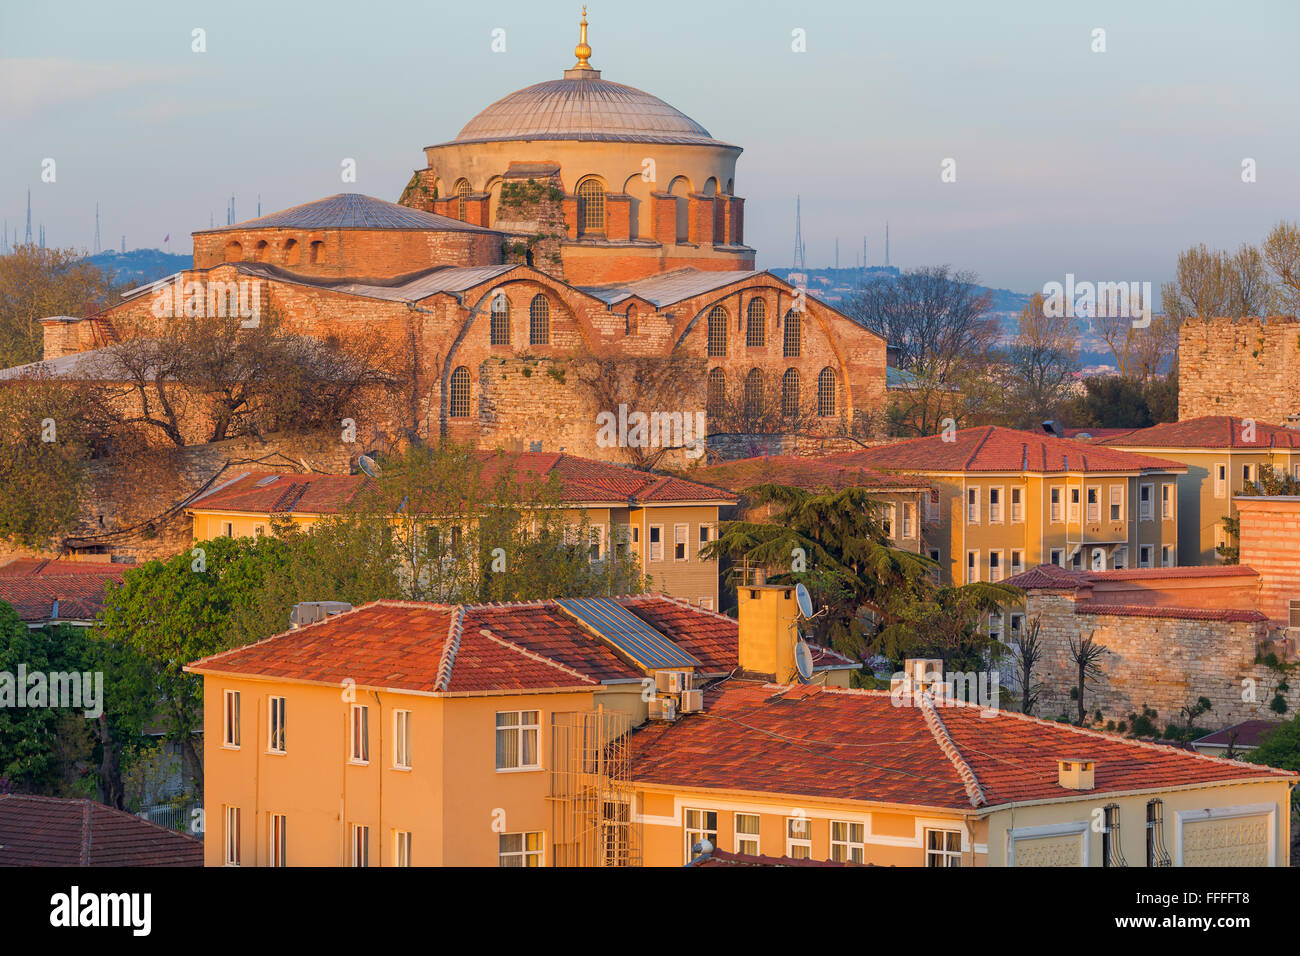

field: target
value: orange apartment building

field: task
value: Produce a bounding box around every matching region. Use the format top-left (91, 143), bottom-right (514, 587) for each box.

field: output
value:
top-left (824, 426), bottom-right (1186, 585)
top-left (186, 451), bottom-right (735, 610)
top-left (187, 584), bottom-right (1296, 867)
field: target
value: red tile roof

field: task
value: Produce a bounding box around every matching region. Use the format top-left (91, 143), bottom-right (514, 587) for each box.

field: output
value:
top-left (684, 455), bottom-right (928, 494)
top-left (0, 795), bottom-right (203, 866)
top-left (1193, 719), bottom-right (1284, 749)
top-left (188, 453), bottom-right (734, 516)
top-left (1075, 602), bottom-right (1268, 623)
top-left (1093, 416), bottom-right (1300, 450)
top-left (824, 426), bottom-right (1186, 474)
top-left (1001, 563), bottom-right (1088, 590)
top-left (0, 562), bottom-right (125, 624)
top-left (1004, 563), bottom-right (1260, 591)
top-left (0, 558), bottom-right (125, 578)
top-left (628, 681), bottom-right (1295, 810)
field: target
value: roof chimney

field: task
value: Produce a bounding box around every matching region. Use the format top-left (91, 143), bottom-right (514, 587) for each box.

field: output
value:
top-left (737, 585), bottom-right (799, 682)
top-left (1057, 758), bottom-right (1096, 790)
top-left (1041, 420), bottom-right (1064, 438)
top-left (891, 658), bottom-right (943, 696)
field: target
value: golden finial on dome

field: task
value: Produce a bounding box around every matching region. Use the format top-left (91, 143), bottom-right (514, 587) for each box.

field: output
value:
top-left (573, 6), bottom-right (593, 70)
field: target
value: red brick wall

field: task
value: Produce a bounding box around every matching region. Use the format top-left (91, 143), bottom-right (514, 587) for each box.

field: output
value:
top-left (1237, 498), bottom-right (1300, 624)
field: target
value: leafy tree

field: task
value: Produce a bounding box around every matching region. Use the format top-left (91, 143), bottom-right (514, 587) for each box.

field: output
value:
top-left (1247, 715), bottom-right (1300, 773)
top-left (1062, 375), bottom-right (1176, 429)
top-left (0, 244), bottom-right (115, 367)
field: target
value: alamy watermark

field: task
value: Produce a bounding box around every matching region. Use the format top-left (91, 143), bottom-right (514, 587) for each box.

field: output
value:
top-left (1041, 273), bottom-right (1152, 328)
top-left (151, 276), bottom-right (261, 327)
top-left (0, 664), bottom-right (103, 718)
top-left (595, 404), bottom-right (706, 459)
top-left (891, 668), bottom-right (1001, 718)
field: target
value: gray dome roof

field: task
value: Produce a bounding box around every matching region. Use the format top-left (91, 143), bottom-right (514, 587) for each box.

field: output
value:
top-left (448, 76), bottom-right (735, 148)
top-left (194, 193), bottom-right (497, 234)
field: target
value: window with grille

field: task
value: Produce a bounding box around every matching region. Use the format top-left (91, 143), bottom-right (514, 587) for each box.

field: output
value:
top-left (744, 368), bottom-right (764, 416)
top-left (817, 367), bottom-right (836, 416)
top-left (1145, 800), bottom-right (1171, 866)
top-left (455, 180), bottom-right (472, 220)
top-left (528, 294), bottom-right (550, 345)
top-left (746, 298), bottom-right (766, 346)
top-left (490, 295), bottom-right (510, 345)
top-left (707, 306), bottom-right (728, 356)
top-left (707, 368), bottom-right (726, 414)
top-left (782, 368), bottom-right (800, 418)
top-left (449, 367), bottom-right (470, 418)
top-left (783, 310), bottom-right (802, 357)
top-left (1102, 804), bottom-right (1127, 867)
top-left (576, 178), bottom-right (605, 233)
top-left (1289, 600), bottom-right (1300, 627)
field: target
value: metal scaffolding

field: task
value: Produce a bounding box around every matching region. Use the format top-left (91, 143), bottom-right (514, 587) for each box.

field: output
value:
top-left (549, 707), bottom-right (641, 867)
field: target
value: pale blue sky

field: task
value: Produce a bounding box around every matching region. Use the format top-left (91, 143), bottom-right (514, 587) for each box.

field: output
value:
top-left (2, 0), bottom-right (1296, 296)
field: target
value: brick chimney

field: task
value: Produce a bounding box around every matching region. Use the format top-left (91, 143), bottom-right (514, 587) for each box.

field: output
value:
top-left (737, 584), bottom-right (799, 682)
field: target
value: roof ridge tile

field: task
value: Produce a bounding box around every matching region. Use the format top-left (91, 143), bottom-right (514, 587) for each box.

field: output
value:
top-left (919, 695), bottom-right (987, 807)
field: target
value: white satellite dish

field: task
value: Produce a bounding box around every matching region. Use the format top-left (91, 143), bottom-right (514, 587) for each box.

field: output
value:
top-left (357, 454), bottom-right (381, 479)
top-left (794, 637), bottom-right (814, 683)
top-left (794, 582), bottom-right (814, 619)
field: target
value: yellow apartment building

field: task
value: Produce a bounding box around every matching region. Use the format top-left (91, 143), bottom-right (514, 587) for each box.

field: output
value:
top-left (685, 454), bottom-right (930, 554)
top-left (188, 584), bottom-right (1296, 867)
top-left (186, 451), bottom-right (735, 610)
top-left (825, 426), bottom-right (1186, 586)
top-left (1091, 416), bottom-right (1300, 565)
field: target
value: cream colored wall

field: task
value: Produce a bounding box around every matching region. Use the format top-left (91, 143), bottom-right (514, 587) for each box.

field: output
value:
top-left (983, 779), bottom-right (1293, 867)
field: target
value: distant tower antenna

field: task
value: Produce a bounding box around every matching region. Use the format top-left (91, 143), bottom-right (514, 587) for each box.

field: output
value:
top-left (792, 196), bottom-right (806, 272)
top-left (39, 224), bottom-right (45, 250)
top-left (257, 194), bottom-right (262, 217)
top-left (25, 190), bottom-right (32, 244)
top-left (94, 202), bottom-right (101, 254)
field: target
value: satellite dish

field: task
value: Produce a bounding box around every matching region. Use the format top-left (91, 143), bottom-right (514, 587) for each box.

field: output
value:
top-left (794, 582), bottom-right (814, 619)
top-left (794, 637), bottom-right (814, 683)
top-left (357, 454), bottom-right (381, 479)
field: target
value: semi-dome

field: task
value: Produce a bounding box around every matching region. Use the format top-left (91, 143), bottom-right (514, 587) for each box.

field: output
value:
top-left (445, 10), bottom-right (734, 149)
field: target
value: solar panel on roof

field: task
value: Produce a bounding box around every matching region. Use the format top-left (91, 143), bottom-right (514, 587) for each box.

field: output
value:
top-left (556, 598), bottom-right (699, 670)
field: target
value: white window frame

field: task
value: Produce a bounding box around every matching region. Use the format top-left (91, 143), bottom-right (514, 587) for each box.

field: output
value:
top-left (1010, 486), bottom-right (1023, 523)
top-left (734, 812), bottom-right (761, 856)
top-left (589, 524), bottom-right (605, 563)
top-left (499, 831), bottom-right (545, 867)
top-left (267, 695), bottom-right (286, 755)
top-left (882, 503), bottom-right (895, 538)
top-left (1010, 549), bottom-right (1023, 576)
top-left (1050, 548), bottom-right (1064, 567)
top-left (1108, 484), bottom-right (1124, 523)
top-left (988, 612), bottom-right (1004, 642)
top-left (394, 830), bottom-right (412, 867)
top-left (1069, 487), bottom-right (1081, 523)
top-left (1086, 486), bottom-right (1100, 523)
top-left (988, 486), bottom-right (1003, 524)
top-left (684, 808), bottom-right (718, 862)
top-left (673, 523), bottom-right (689, 561)
top-left (1162, 545), bottom-right (1174, 568)
top-left (1139, 544), bottom-right (1152, 568)
top-left (1009, 612), bottom-right (1023, 637)
top-left (698, 523), bottom-right (713, 554)
top-left (393, 709), bottom-right (412, 770)
top-left (966, 550), bottom-right (979, 584)
top-left (1050, 486), bottom-right (1063, 523)
top-left (648, 524), bottom-right (664, 562)
top-left (495, 710), bottom-right (541, 772)
top-left (966, 487), bottom-right (979, 524)
top-left (830, 820), bottom-right (865, 864)
top-left (225, 806), bottom-right (241, 866)
top-left (786, 816), bottom-right (812, 859)
top-left (351, 824), bottom-right (369, 867)
top-left (1161, 483), bottom-right (1173, 519)
top-left (1214, 463), bottom-right (1227, 498)
top-left (926, 488), bottom-right (940, 522)
top-left (901, 501), bottom-right (915, 538)
top-left (988, 549), bottom-right (1003, 582)
top-left (1139, 483), bottom-right (1154, 521)
top-left (270, 813), bottom-right (287, 867)
top-left (925, 827), bottom-right (963, 867)
top-left (699, 597), bottom-right (713, 610)
top-left (223, 690), bottom-right (240, 748)
top-left (350, 704), bottom-right (369, 764)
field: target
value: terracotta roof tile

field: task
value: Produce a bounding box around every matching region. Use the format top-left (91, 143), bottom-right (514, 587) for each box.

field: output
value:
top-left (1001, 563), bottom-right (1089, 590)
top-left (685, 455), bottom-right (929, 494)
top-left (0, 567), bottom-right (124, 623)
top-left (825, 426), bottom-right (1186, 474)
top-left (0, 795), bottom-right (202, 867)
top-left (1093, 416), bottom-right (1300, 450)
top-left (1075, 602), bottom-right (1268, 623)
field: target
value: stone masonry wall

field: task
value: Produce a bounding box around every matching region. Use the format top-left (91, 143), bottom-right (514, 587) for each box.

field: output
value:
top-left (1179, 315), bottom-right (1300, 422)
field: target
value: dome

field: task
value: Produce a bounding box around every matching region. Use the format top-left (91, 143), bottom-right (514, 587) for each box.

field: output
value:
top-left (451, 75), bottom-right (734, 148)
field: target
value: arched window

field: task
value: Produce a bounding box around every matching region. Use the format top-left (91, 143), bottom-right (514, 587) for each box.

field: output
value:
top-left (576, 178), bottom-right (606, 234)
top-left (254, 239), bottom-right (269, 262)
top-left (817, 367), bottom-right (837, 417)
top-left (782, 368), bottom-right (800, 418)
top-left (746, 298), bottom-right (766, 347)
top-left (455, 180), bottom-right (472, 220)
top-left (309, 240), bottom-right (324, 264)
top-left (707, 306), bottom-right (728, 357)
top-left (707, 368), bottom-right (726, 415)
top-left (529, 294), bottom-right (550, 345)
top-left (282, 238), bottom-right (299, 265)
top-left (490, 294), bottom-right (511, 346)
top-left (449, 367), bottom-right (471, 418)
top-left (744, 368), bottom-right (764, 417)
top-left (224, 241), bottom-right (243, 262)
top-left (783, 309), bottom-right (802, 357)
top-left (625, 304), bottom-right (638, 335)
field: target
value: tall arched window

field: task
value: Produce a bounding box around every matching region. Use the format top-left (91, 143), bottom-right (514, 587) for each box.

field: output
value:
top-left (224, 241), bottom-right (243, 262)
top-left (490, 294), bottom-right (511, 346)
top-left (707, 306), bottom-right (728, 357)
top-left (528, 294), bottom-right (550, 345)
top-left (707, 368), bottom-right (726, 415)
top-left (449, 367), bottom-right (471, 418)
top-left (576, 178), bottom-right (606, 234)
top-left (817, 367), bottom-right (837, 417)
top-left (746, 298), bottom-right (766, 347)
top-left (744, 368), bottom-right (764, 417)
top-left (309, 240), bottom-right (324, 264)
top-left (782, 368), bottom-right (800, 418)
top-left (783, 310), bottom-right (802, 357)
top-left (455, 180), bottom-right (472, 220)
top-left (282, 238), bottom-right (299, 265)
top-left (254, 240), bottom-right (269, 262)
top-left (625, 304), bottom-right (638, 335)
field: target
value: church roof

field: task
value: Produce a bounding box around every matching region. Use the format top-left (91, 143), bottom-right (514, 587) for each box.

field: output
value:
top-left (579, 269), bottom-right (767, 308)
top-left (444, 75), bottom-right (736, 148)
top-left (193, 193), bottom-right (498, 234)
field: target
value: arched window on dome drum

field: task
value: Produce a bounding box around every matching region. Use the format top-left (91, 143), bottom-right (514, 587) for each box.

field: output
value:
top-left (783, 310), bottom-right (802, 357)
top-left (224, 241), bottom-right (242, 262)
top-left (576, 178), bottom-right (606, 234)
top-left (707, 306), bottom-right (728, 357)
top-left (254, 240), bottom-right (269, 262)
top-left (282, 238), bottom-right (299, 266)
top-left (529, 294), bottom-right (550, 345)
top-left (818, 367), bottom-right (837, 417)
top-left (309, 240), bottom-right (324, 264)
top-left (744, 369), bottom-right (764, 417)
top-left (449, 367), bottom-right (471, 419)
top-left (782, 368), bottom-right (800, 419)
top-left (490, 294), bottom-right (511, 346)
top-left (746, 299), bottom-right (766, 347)
top-left (707, 368), bottom-right (726, 415)
top-left (455, 180), bottom-right (472, 221)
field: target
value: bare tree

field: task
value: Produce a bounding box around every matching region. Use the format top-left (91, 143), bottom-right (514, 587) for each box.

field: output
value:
top-left (574, 352), bottom-right (706, 468)
top-left (1001, 292), bottom-right (1082, 425)
top-left (1263, 220), bottom-right (1300, 316)
top-left (1067, 631), bottom-right (1109, 725)
top-left (1010, 615), bottom-right (1045, 716)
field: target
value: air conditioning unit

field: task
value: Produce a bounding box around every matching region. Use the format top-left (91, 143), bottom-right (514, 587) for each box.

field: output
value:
top-left (290, 601), bottom-right (353, 629)
top-left (655, 670), bottom-right (691, 694)
top-left (679, 689), bottom-right (704, 713)
top-left (648, 697), bottom-right (678, 721)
